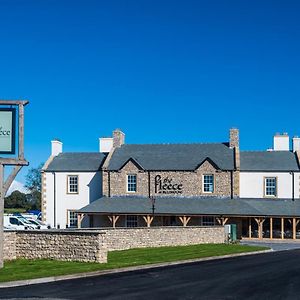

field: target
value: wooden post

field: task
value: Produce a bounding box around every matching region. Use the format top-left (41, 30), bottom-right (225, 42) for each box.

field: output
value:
top-left (0, 100), bottom-right (29, 269)
top-left (77, 214), bottom-right (84, 228)
top-left (108, 215), bottom-right (120, 228)
top-left (179, 216), bottom-right (191, 227)
top-left (249, 218), bottom-right (252, 238)
top-left (281, 218), bottom-right (284, 240)
top-left (254, 218), bottom-right (265, 239)
top-left (270, 218), bottom-right (273, 239)
top-left (0, 164), bottom-right (4, 268)
top-left (293, 218), bottom-right (296, 240)
top-left (142, 215), bottom-right (154, 227)
top-left (217, 217), bottom-right (229, 226)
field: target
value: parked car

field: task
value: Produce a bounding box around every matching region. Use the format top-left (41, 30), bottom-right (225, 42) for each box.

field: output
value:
top-left (26, 218), bottom-right (50, 229)
top-left (4, 215), bottom-right (35, 230)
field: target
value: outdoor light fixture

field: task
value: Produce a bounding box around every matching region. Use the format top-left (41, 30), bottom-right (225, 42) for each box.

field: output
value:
top-left (150, 196), bottom-right (156, 215)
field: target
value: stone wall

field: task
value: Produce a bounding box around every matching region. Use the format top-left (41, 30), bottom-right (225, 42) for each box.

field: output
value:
top-left (102, 226), bottom-right (225, 251)
top-left (107, 160), bottom-right (232, 197)
top-left (3, 227), bottom-right (225, 262)
top-left (4, 230), bottom-right (107, 263)
top-left (3, 231), bottom-right (17, 260)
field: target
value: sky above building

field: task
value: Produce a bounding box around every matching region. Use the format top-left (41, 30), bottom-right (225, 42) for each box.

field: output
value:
top-left (0, 0), bottom-right (300, 182)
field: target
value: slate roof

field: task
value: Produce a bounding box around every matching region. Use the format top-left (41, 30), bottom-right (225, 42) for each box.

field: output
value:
top-left (45, 153), bottom-right (107, 172)
top-left (79, 196), bottom-right (300, 217)
top-left (107, 143), bottom-right (235, 171)
top-left (240, 151), bottom-right (299, 171)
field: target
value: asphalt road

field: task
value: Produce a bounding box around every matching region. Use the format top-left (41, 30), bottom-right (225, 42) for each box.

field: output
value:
top-left (2, 250), bottom-right (300, 300)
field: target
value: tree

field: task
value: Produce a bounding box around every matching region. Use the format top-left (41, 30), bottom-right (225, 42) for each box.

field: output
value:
top-left (24, 163), bottom-right (44, 210)
top-left (4, 190), bottom-right (28, 209)
top-left (25, 163), bottom-right (43, 193)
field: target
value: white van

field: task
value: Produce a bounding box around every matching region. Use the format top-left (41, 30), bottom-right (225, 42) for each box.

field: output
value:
top-left (4, 215), bottom-right (35, 230)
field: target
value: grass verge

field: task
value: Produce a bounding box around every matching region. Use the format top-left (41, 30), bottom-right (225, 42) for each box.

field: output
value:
top-left (0, 244), bottom-right (269, 283)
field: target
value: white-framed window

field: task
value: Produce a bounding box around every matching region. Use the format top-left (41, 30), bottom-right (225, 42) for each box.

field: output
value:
top-left (126, 215), bottom-right (138, 227)
top-left (202, 216), bottom-right (216, 226)
top-left (67, 175), bottom-right (78, 194)
top-left (265, 177), bottom-right (277, 197)
top-left (127, 174), bottom-right (137, 192)
top-left (68, 211), bottom-right (78, 228)
top-left (203, 174), bottom-right (214, 193)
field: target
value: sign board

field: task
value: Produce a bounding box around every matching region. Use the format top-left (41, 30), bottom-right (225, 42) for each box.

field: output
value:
top-left (0, 108), bottom-right (16, 154)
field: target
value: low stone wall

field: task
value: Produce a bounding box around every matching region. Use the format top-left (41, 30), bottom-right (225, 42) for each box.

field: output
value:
top-left (4, 230), bottom-right (107, 263)
top-left (3, 226), bottom-right (224, 262)
top-left (3, 231), bottom-right (17, 260)
top-left (102, 226), bottom-right (225, 251)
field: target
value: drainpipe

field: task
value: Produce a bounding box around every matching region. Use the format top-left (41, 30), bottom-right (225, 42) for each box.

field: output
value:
top-left (230, 171), bottom-right (234, 199)
top-left (148, 171), bottom-right (151, 198)
top-left (52, 172), bottom-right (56, 227)
top-left (292, 172), bottom-right (295, 201)
top-left (108, 171), bottom-right (111, 197)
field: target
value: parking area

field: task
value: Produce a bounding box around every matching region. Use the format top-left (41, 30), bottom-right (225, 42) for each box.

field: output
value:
top-left (241, 240), bottom-right (300, 251)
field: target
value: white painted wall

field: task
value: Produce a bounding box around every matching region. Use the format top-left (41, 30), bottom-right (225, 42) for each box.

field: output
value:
top-left (273, 134), bottom-right (289, 151)
top-left (240, 172), bottom-right (300, 199)
top-left (44, 171), bottom-right (102, 229)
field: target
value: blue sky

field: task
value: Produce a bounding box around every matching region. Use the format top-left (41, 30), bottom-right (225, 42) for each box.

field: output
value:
top-left (1, 0), bottom-right (300, 182)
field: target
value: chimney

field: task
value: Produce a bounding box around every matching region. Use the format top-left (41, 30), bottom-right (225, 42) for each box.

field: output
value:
top-left (229, 128), bottom-right (240, 170)
top-left (229, 128), bottom-right (239, 149)
top-left (99, 137), bottom-right (113, 153)
top-left (273, 133), bottom-right (289, 151)
top-left (292, 136), bottom-right (300, 152)
top-left (113, 129), bottom-right (125, 148)
top-left (51, 139), bottom-right (62, 156)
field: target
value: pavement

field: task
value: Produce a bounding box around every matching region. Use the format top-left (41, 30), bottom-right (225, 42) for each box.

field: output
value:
top-left (241, 239), bottom-right (300, 251)
top-left (1, 249), bottom-right (300, 299)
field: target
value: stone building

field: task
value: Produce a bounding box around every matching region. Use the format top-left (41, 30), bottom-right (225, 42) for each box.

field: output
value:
top-left (42, 128), bottom-right (300, 240)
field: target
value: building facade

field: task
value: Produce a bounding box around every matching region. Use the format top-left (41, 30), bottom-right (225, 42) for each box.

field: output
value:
top-left (42, 129), bottom-right (300, 240)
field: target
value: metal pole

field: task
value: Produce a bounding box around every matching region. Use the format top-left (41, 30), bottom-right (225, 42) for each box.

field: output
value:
top-left (18, 104), bottom-right (24, 159)
top-left (0, 164), bottom-right (4, 268)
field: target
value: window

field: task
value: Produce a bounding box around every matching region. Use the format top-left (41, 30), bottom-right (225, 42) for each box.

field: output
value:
top-left (9, 217), bottom-right (19, 225)
top-left (67, 175), bottom-right (78, 194)
top-left (68, 211), bottom-right (78, 228)
top-left (265, 177), bottom-right (277, 197)
top-left (127, 174), bottom-right (137, 192)
top-left (202, 216), bottom-right (215, 226)
top-left (203, 174), bottom-right (214, 193)
top-left (126, 215), bottom-right (138, 227)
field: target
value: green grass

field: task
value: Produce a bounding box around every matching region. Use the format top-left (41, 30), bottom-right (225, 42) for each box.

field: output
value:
top-left (0, 244), bottom-right (268, 283)
top-left (4, 208), bottom-right (26, 214)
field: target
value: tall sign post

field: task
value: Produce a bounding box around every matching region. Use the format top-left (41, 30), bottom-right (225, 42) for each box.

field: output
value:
top-left (0, 100), bottom-right (29, 268)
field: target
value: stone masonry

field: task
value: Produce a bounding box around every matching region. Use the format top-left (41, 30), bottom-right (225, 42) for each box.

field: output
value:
top-left (102, 226), bottom-right (225, 251)
top-left (3, 230), bottom-right (107, 263)
top-left (105, 160), bottom-right (232, 197)
top-left (3, 226), bottom-right (225, 262)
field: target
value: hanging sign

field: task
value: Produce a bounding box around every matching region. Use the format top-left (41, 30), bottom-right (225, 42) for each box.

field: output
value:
top-left (0, 108), bottom-right (16, 154)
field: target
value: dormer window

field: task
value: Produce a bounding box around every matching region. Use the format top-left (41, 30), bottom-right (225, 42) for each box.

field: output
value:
top-left (264, 177), bottom-right (277, 197)
top-left (203, 174), bottom-right (214, 193)
top-left (127, 174), bottom-right (137, 192)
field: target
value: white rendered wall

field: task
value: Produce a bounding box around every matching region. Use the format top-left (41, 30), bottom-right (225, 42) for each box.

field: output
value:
top-left (99, 138), bottom-right (113, 153)
top-left (240, 172), bottom-right (300, 199)
top-left (273, 135), bottom-right (289, 151)
top-left (44, 171), bottom-right (102, 229)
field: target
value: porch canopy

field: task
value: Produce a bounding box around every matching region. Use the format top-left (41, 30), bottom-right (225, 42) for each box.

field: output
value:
top-left (79, 196), bottom-right (300, 217)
